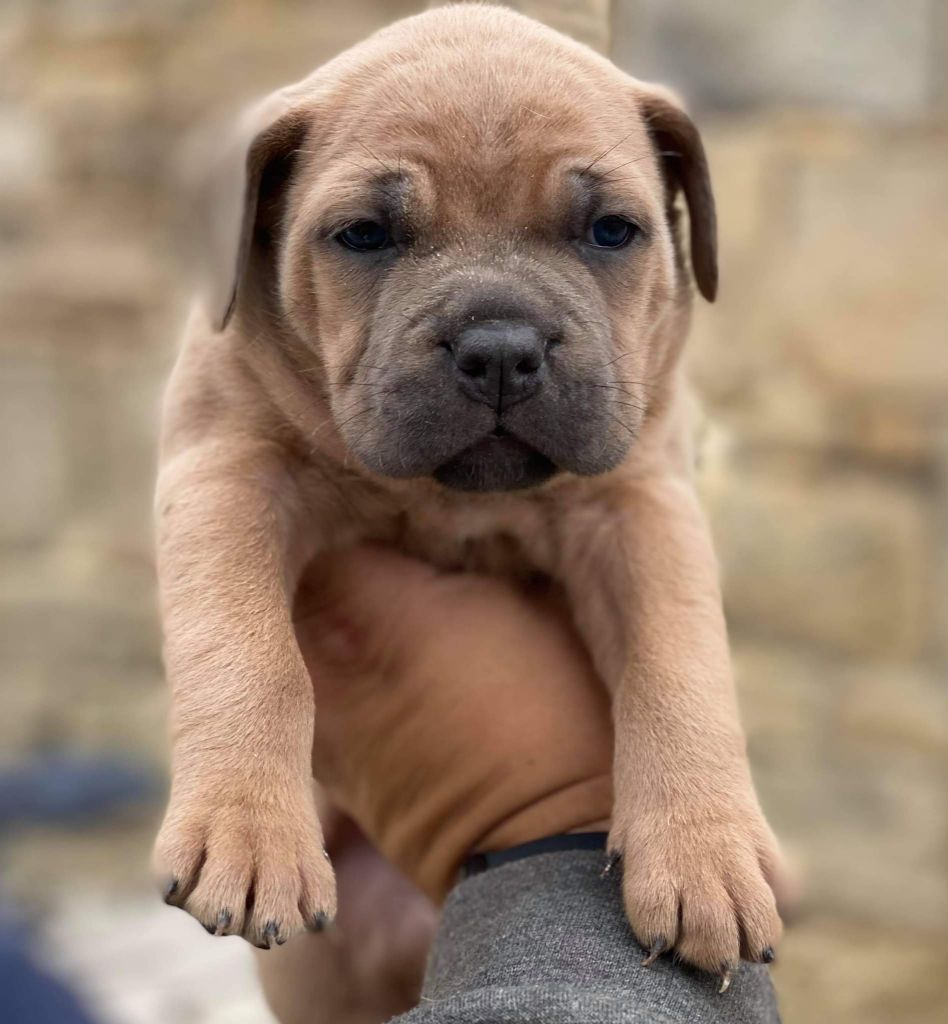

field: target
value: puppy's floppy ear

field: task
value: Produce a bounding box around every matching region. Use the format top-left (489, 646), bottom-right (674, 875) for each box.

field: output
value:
top-left (639, 88), bottom-right (717, 302)
top-left (189, 90), bottom-right (308, 331)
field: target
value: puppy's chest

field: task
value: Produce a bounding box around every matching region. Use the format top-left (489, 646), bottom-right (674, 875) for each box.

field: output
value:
top-left (304, 470), bottom-right (559, 580)
top-left (394, 501), bottom-right (557, 580)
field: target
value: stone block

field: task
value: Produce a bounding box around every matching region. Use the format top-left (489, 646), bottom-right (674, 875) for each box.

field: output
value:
top-left (0, 544), bottom-right (163, 761)
top-left (768, 130), bottom-right (948, 398)
top-left (735, 643), bottom-right (948, 933)
top-left (614, 0), bottom-right (938, 118)
top-left (689, 118), bottom-right (948, 467)
top-left (0, 346), bottom-right (68, 546)
top-left (702, 459), bottom-right (931, 659)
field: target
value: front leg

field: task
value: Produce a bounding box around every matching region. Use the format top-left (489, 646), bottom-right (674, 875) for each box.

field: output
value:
top-left (153, 439), bottom-right (336, 947)
top-left (569, 476), bottom-right (782, 981)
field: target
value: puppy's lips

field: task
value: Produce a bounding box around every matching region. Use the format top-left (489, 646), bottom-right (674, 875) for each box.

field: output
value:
top-left (433, 425), bottom-right (557, 492)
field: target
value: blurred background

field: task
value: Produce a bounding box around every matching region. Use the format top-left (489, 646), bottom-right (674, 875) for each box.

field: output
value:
top-left (1, 1), bottom-right (945, 1022)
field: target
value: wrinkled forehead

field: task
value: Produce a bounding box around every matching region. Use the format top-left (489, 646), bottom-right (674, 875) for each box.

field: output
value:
top-left (300, 52), bottom-right (661, 231)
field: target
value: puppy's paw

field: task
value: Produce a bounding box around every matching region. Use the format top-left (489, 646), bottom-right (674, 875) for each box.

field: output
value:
top-left (610, 808), bottom-right (782, 980)
top-left (154, 786), bottom-right (337, 948)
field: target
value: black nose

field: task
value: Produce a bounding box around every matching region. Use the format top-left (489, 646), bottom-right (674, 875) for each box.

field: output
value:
top-left (450, 321), bottom-right (546, 412)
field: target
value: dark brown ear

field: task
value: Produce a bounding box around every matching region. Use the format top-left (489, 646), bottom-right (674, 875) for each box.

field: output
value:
top-left (639, 90), bottom-right (718, 302)
top-left (188, 90), bottom-right (308, 330)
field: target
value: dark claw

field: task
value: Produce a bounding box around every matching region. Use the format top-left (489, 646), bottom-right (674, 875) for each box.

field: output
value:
top-left (203, 922), bottom-right (215, 935)
top-left (216, 909), bottom-right (233, 935)
top-left (601, 850), bottom-right (621, 879)
top-left (309, 911), bottom-right (332, 932)
top-left (162, 879), bottom-right (179, 904)
top-left (641, 937), bottom-right (668, 968)
top-left (263, 920), bottom-right (284, 947)
top-left (760, 947), bottom-right (775, 964)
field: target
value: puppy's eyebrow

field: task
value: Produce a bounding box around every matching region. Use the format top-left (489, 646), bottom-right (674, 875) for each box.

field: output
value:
top-left (369, 170), bottom-right (410, 216)
top-left (569, 170), bottom-right (605, 222)
top-left (565, 168), bottom-right (652, 235)
top-left (316, 171), bottom-right (411, 237)
top-left (575, 165), bottom-right (650, 207)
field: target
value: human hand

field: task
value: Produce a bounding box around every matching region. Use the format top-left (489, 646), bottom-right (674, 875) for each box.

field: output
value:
top-left (296, 543), bottom-right (614, 901)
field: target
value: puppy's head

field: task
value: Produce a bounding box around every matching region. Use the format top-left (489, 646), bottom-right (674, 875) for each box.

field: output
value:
top-left (199, 6), bottom-right (716, 492)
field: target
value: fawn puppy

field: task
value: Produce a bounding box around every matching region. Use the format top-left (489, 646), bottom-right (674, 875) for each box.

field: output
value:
top-left (154, 3), bottom-right (782, 982)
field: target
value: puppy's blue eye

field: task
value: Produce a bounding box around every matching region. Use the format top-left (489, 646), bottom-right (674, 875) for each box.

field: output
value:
top-left (337, 220), bottom-right (391, 252)
top-left (588, 215), bottom-right (637, 249)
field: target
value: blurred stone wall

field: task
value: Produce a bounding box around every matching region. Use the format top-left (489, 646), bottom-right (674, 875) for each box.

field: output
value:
top-left (0, 2), bottom-right (945, 1023)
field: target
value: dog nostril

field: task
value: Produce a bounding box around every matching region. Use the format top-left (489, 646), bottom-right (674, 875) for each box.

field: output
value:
top-left (515, 355), bottom-right (540, 376)
top-left (457, 353), bottom-right (488, 379)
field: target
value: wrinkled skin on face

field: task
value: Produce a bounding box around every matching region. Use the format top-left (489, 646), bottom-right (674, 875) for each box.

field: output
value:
top-left (276, 32), bottom-right (682, 493)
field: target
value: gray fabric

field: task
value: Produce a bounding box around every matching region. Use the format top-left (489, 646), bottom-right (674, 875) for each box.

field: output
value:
top-left (390, 850), bottom-right (780, 1024)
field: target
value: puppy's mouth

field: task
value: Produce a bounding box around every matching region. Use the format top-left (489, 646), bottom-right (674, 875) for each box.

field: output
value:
top-left (433, 425), bottom-right (557, 492)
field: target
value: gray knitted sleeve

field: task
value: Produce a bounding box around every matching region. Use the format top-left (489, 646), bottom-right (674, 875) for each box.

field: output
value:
top-left (389, 849), bottom-right (781, 1024)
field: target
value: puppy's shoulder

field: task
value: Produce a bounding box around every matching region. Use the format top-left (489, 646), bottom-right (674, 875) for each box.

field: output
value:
top-left (159, 306), bottom-right (284, 462)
